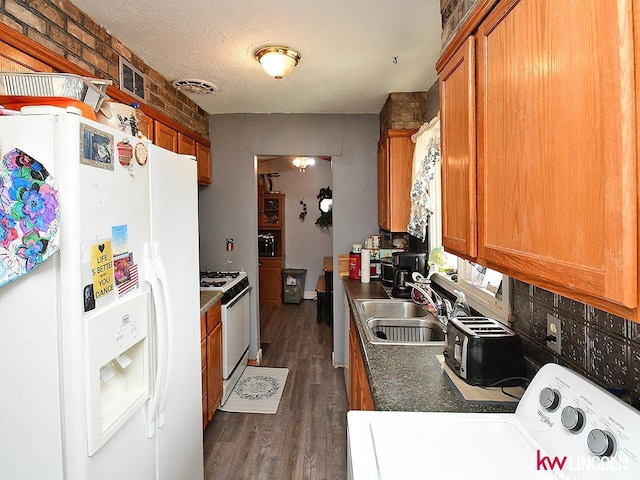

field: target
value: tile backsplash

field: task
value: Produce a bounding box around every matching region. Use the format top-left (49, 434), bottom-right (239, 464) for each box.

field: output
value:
top-left (511, 279), bottom-right (640, 408)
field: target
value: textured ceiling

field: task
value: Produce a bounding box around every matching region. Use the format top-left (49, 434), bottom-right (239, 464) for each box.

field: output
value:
top-left (69, 0), bottom-right (442, 114)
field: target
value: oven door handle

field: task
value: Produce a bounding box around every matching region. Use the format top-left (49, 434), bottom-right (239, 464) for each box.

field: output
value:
top-left (226, 286), bottom-right (251, 309)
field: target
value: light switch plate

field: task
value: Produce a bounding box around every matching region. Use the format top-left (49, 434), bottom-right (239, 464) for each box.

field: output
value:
top-left (546, 313), bottom-right (562, 354)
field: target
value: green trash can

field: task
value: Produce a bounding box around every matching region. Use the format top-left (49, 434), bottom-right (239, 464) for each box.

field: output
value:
top-left (282, 268), bottom-right (307, 304)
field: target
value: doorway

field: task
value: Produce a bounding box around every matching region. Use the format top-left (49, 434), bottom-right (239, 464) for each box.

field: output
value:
top-left (256, 155), bottom-right (333, 350)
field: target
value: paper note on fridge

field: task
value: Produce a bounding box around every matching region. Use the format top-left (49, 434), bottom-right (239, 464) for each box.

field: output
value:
top-left (90, 240), bottom-right (114, 299)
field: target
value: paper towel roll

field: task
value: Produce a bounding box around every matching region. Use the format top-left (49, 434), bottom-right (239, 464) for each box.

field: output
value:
top-left (361, 249), bottom-right (370, 283)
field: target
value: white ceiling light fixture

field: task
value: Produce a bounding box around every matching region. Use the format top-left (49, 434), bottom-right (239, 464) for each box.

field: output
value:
top-left (292, 156), bottom-right (315, 173)
top-left (255, 46), bottom-right (301, 80)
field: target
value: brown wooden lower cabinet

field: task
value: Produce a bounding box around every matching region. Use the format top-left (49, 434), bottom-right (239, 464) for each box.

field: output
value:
top-left (207, 320), bottom-right (223, 422)
top-left (200, 314), bottom-right (208, 428)
top-left (349, 315), bottom-right (374, 411)
top-left (201, 299), bottom-right (223, 429)
top-left (258, 257), bottom-right (283, 305)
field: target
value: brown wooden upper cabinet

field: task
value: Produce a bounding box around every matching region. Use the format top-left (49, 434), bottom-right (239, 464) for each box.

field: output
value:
top-left (162, 129), bottom-right (211, 186)
top-left (196, 142), bottom-right (211, 186)
top-left (439, 36), bottom-right (477, 261)
top-left (154, 121), bottom-right (178, 152)
top-left (437, 0), bottom-right (638, 319)
top-left (258, 194), bottom-right (285, 228)
top-left (377, 129), bottom-right (416, 232)
top-left (178, 132), bottom-right (196, 156)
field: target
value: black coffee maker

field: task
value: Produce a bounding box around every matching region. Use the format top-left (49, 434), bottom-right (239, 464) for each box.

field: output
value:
top-left (391, 252), bottom-right (427, 298)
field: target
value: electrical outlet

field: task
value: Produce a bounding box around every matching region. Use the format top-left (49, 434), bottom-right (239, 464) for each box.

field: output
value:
top-left (546, 313), bottom-right (561, 354)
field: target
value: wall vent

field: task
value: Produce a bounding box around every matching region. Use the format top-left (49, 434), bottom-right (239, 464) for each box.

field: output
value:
top-left (119, 57), bottom-right (146, 102)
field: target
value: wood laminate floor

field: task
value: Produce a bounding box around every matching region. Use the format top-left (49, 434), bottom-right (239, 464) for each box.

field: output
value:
top-left (203, 299), bottom-right (348, 480)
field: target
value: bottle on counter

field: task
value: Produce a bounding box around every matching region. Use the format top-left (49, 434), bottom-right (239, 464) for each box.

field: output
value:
top-left (349, 251), bottom-right (361, 280)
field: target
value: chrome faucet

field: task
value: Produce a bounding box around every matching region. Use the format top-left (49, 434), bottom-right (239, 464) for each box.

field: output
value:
top-left (405, 281), bottom-right (452, 326)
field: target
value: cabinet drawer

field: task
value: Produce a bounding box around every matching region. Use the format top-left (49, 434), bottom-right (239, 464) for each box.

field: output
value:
top-left (205, 301), bottom-right (221, 334)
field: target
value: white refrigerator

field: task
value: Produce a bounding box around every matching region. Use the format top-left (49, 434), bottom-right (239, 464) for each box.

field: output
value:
top-left (0, 108), bottom-right (204, 480)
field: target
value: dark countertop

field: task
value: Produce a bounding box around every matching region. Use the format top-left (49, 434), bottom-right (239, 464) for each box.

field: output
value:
top-left (344, 278), bottom-right (517, 413)
top-left (200, 290), bottom-right (223, 315)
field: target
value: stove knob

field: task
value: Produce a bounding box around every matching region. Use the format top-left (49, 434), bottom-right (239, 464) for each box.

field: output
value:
top-left (539, 387), bottom-right (561, 411)
top-left (561, 406), bottom-right (585, 433)
top-left (587, 429), bottom-right (616, 457)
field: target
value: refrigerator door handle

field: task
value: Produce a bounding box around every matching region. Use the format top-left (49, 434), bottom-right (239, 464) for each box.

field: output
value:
top-left (144, 243), bottom-right (169, 439)
top-left (154, 248), bottom-right (174, 428)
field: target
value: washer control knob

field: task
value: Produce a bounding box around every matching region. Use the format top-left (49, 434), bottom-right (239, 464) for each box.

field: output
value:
top-left (539, 387), bottom-right (561, 411)
top-left (561, 406), bottom-right (585, 433)
top-left (587, 429), bottom-right (616, 457)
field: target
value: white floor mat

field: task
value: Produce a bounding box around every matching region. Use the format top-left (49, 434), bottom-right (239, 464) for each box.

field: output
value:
top-left (219, 366), bottom-right (289, 414)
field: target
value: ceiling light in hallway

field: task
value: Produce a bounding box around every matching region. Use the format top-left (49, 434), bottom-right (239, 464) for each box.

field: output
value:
top-left (292, 156), bottom-right (315, 172)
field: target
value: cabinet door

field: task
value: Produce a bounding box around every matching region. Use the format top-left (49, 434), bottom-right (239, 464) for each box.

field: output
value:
top-left (207, 320), bottom-right (223, 420)
top-left (136, 111), bottom-right (154, 142)
top-left (196, 142), bottom-right (211, 186)
top-left (348, 317), bottom-right (374, 411)
top-left (258, 258), bottom-right (282, 305)
top-left (154, 121), bottom-right (178, 152)
top-left (201, 363), bottom-right (208, 428)
top-left (439, 36), bottom-right (477, 260)
top-left (348, 322), bottom-right (359, 410)
top-left (177, 133), bottom-right (196, 156)
top-left (387, 133), bottom-right (415, 232)
top-left (259, 194), bottom-right (284, 228)
top-left (377, 131), bottom-right (416, 232)
top-left (377, 138), bottom-right (390, 230)
top-left (477, 0), bottom-right (637, 309)
top-left (200, 313), bottom-right (207, 427)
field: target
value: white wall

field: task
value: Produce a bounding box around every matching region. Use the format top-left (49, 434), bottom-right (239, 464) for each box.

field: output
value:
top-left (199, 114), bottom-right (379, 365)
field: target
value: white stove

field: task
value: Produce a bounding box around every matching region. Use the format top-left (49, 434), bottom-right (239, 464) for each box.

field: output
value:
top-left (348, 363), bottom-right (640, 479)
top-left (200, 270), bottom-right (247, 292)
top-left (200, 270), bottom-right (251, 405)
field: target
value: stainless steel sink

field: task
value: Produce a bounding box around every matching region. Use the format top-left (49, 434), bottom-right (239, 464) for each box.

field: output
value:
top-left (356, 299), bottom-right (428, 318)
top-left (364, 317), bottom-right (445, 345)
top-left (354, 299), bottom-right (445, 345)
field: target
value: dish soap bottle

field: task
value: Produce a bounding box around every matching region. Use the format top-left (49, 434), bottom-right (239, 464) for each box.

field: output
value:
top-left (451, 290), bottom-right (471, 318)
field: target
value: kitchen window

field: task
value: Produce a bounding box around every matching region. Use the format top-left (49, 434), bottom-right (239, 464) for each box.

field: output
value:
top-left (426, 156), bottom-right (511, 324)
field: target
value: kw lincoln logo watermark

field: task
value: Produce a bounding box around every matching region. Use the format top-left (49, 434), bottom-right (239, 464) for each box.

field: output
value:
top-left (536, 450), bottom-right (629, 476)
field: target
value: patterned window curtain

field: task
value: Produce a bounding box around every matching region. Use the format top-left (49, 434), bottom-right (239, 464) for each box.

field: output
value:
top-left (407, 114), bottom-right (440, 240)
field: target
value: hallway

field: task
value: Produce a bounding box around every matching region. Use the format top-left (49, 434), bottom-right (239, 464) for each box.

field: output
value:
top-left (203, 299), bottom-right (348, 479)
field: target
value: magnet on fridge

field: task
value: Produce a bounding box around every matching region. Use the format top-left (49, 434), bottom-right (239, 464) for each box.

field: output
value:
top-left (117, 139), bottom-right (133, 165)
top-left (226, 238), bottom-right (234, 251)
top-left (134, 142), bottom-right (148, 166)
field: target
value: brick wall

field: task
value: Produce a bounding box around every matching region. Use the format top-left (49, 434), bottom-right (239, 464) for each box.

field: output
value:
top-left (0, 0), bottom-right (209, 137)
top-left (379, 92), bottom-right (428, 139)
top-left (440, 0), bottom-right (479, 46)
